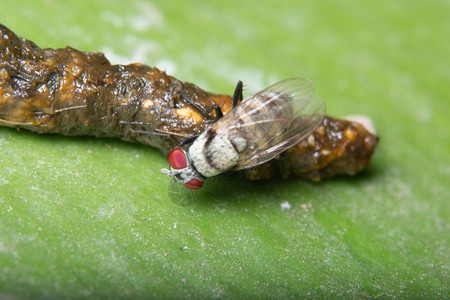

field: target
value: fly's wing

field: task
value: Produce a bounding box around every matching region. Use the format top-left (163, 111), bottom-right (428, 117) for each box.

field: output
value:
top-left (168, 179), bottom-right (203, 206)
top-left (212, 78), bottom-right (326, 170)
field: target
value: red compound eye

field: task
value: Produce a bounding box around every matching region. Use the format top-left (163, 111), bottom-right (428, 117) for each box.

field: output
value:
top-left (168, 148), bottom-right (188, 169)
top-left (183, 178), bottom-right (204, 190)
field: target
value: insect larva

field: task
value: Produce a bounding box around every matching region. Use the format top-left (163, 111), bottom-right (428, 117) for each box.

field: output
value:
top-left (0, 24), bottom-right (379, 182)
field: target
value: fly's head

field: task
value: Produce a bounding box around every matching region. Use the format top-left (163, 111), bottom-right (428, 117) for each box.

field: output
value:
top-left (161, 148), bottom-right (204, 189)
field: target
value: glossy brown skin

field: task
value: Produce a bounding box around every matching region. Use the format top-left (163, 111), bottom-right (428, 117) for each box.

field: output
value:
top-left (0, 24), bottom-right (379, 181)
top-left (241, 116), bottom-right (379, 181)
top-left (0, 24), bottom-right (230, 153)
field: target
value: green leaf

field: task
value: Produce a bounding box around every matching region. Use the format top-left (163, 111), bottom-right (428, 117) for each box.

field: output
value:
top-left (0, 0), bottom-right (448, 298)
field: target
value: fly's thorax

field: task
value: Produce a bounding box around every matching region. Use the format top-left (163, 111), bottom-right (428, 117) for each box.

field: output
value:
top-left (223, 91), bottom-right (292, 154)
top-left (188, 128), bottom-right (245, 178)
top-left (241, 91), bottom-right (293, 129)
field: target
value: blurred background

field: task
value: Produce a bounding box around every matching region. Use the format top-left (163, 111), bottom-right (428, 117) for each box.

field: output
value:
top-left (0, 0), bottom-right (449, 298)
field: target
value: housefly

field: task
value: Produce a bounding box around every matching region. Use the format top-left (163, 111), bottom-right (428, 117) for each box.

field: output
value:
top-left (161, 78), bottom-right (326, 191)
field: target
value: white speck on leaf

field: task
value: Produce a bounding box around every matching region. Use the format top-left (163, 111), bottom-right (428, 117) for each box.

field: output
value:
top-left (300, 203), bottom-right (312, 211)
top-left (281, 201), bottom-right (291, 211)
top-left (344, 115), bottom-right (376, 134)
top-left (130, 2), bottom-right (164, 30)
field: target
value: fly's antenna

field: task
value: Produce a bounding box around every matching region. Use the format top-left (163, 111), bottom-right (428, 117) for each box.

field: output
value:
top-left (161, 168), bottom-right (173, 177)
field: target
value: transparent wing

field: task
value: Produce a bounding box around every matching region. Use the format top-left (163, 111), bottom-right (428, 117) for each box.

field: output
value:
top-left (168, 179), bottom-right (203, 206)
top-left (211, 78), bottom-right (326, 170)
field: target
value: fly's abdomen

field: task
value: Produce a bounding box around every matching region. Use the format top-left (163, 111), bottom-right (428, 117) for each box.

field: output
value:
top-left (220, 91), bottom-right (293, 158)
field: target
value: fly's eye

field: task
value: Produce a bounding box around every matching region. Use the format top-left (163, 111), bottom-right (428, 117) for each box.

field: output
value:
top-left (183, 178), bottom-right (204, 190)
top-left (168, 148), bottom-right (187, 169)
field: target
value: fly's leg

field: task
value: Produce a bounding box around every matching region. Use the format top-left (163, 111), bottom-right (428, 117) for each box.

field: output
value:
top-left (175, 80), bottom-right (243, 145)
top-left (179, 92), bottom-right (222, 121)
top-left (205, 80), bottom-right (244, 118)
top-left (205, 105), bottom-right (223, 119)
top-left (232, 80), bottom-right (243, 108)
top-left (179, 135), bottom-right (199, 146)
top-left (179, 80), bottom-right (243, 121)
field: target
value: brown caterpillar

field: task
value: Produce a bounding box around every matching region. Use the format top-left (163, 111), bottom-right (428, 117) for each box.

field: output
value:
top-left (0, 24), bottom-right (379, 182)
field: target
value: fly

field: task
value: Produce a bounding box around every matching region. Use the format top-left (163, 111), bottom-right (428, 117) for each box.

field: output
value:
top-left (161, 78), bottom-right (326, 189)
